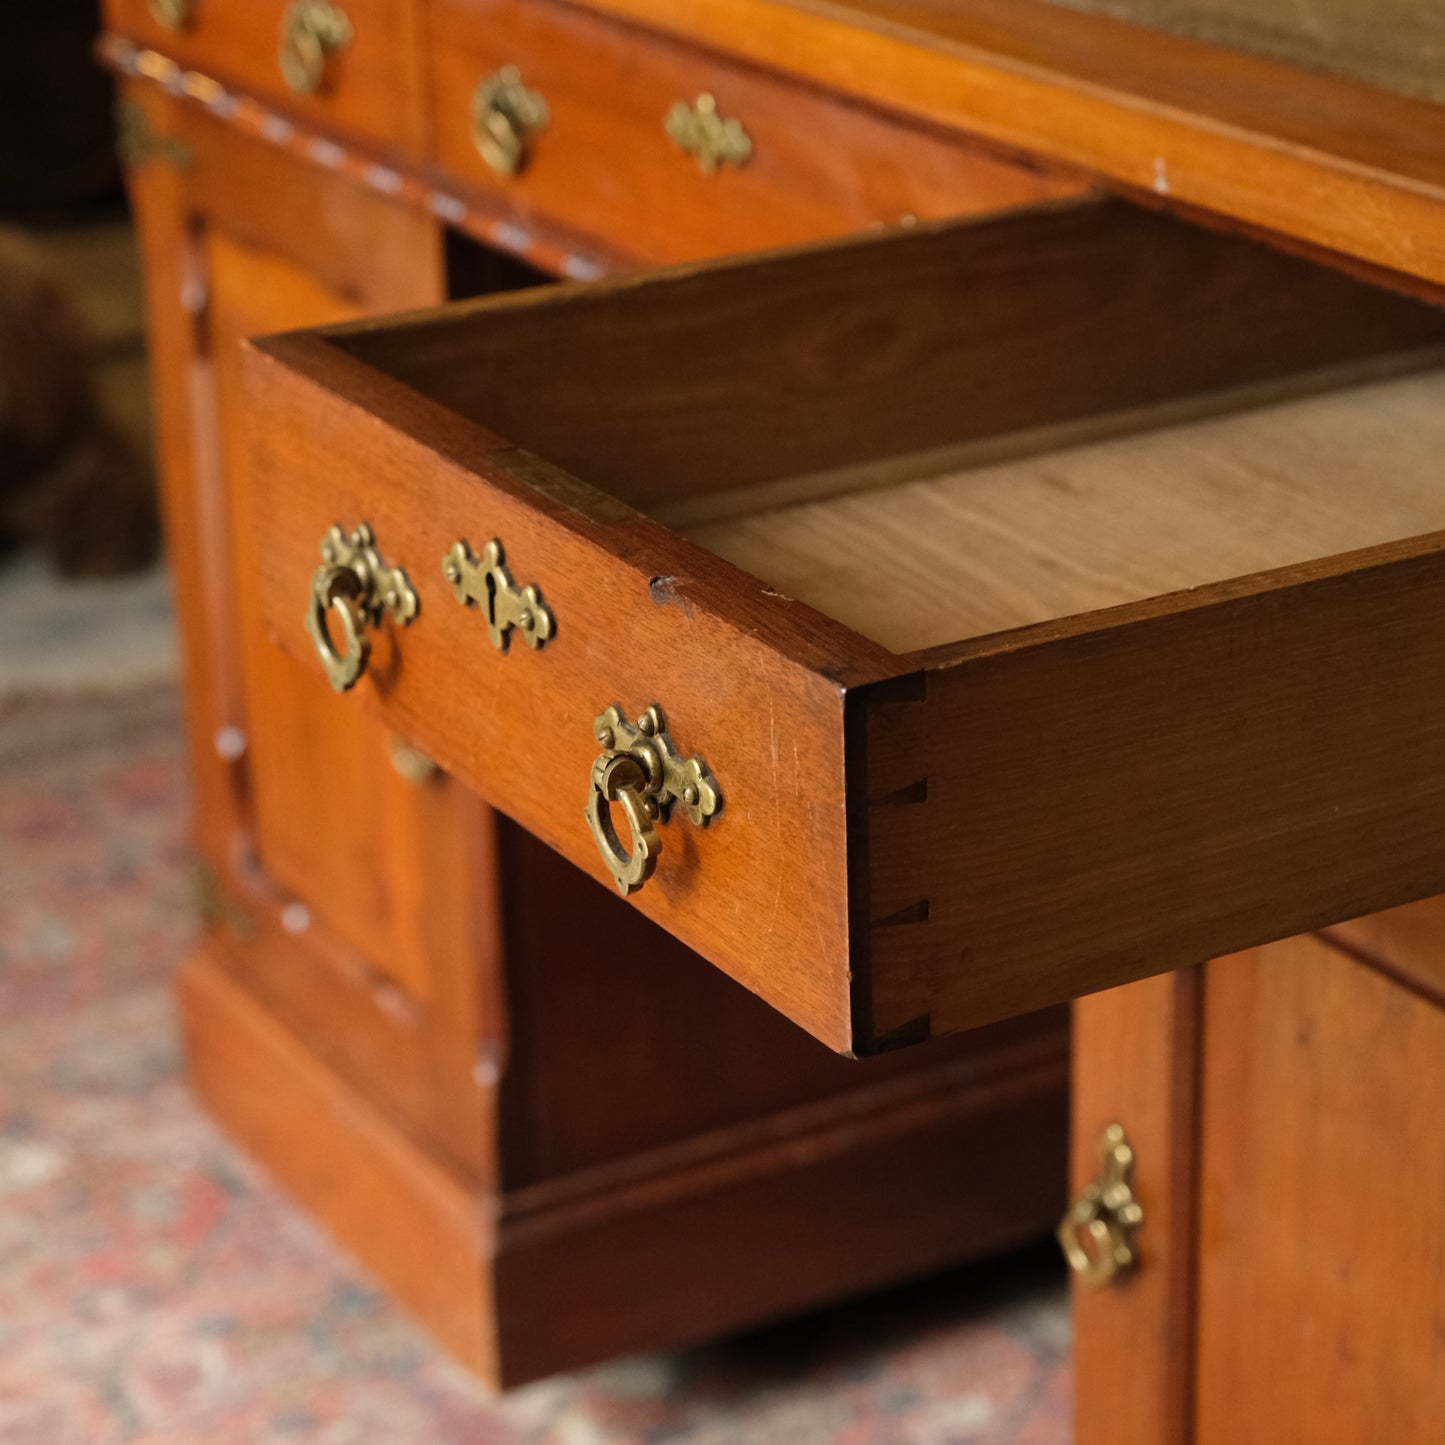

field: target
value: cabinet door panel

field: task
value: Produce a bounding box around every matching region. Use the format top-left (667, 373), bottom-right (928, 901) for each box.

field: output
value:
top-left (210, 232), bottom-right (432, 994)
top-left (1196, 937), bottom-right (1445, 1443)
top-left (124, 86), bottom-right (498, 1168)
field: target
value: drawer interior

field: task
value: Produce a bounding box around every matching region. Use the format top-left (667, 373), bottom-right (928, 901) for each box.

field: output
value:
top-left (329, 196), bottom-right (1445, 660)
top-left (683, 364), bottom-right (1445, 653)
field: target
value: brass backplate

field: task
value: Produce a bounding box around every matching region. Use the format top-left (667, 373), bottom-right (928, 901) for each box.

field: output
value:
top-left (665, 93), bottom-right (753, 174)
top-left (1058, 1123), bottom-right (1144, 1288)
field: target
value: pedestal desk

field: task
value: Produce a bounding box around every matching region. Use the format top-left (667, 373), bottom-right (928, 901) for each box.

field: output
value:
top-left (105, 0), bottom-right (1445, 1435)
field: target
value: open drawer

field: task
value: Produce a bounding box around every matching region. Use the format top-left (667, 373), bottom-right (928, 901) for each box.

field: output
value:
top-left (242, 195), bottom-right (1445, 1055)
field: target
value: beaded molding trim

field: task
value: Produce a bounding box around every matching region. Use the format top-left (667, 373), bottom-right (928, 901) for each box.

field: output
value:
top-left (97, 32), bottom-right (613, 282)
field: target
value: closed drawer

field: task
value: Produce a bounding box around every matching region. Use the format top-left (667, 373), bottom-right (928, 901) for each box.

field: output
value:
top-left (242, 195), bottom-right (1445, 1056)
top-left (103, 0), bottom-right (421, 152)
top-left (424, 0), bottom-right (1084, 262)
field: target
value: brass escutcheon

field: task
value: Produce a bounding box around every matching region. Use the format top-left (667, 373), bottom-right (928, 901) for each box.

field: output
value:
top-left (279, 0), bottom-right (353, 94)
top-left (443, 537), bottom-right (554, 652)
top-left (304, 523), bottom-right (417, 693)
top-left (586, 705), bottom-right (721, 895)
top-left (1057, 1123), bottom-right (1144, 1288)
top-left (471, 66), bottom-right (549, 176)
top-left (149, 0), bottom-right (195, 30)
top-left (664, 93), bottom-right (752, 174)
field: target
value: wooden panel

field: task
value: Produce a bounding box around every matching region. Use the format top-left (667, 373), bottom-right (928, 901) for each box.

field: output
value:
top-left (1072, 971), bottom-right (1202, 1445)
top-left (425, 0), bottom-right (1084, 264)
top-left (122, 83), bottom-right (243, 876)
top-left (495, 816), bottom-right (1064, 1183)
top-left (1195, 936), bottom-right (1445, 1443)
top-left (1053, 0), bottom-right (1445, 103)
top-left (210, 228), bottom-right (456, 999)
top-left (861, 538), bottom-right (1445, 1045)
top-left (103, 0), bottom-right (426, 153)
top-left (1323, 898), bottom-right (1445, 1007)
top-left (494, 1021), bottom-right (1067, 1383)
top-left (570, 0), bottom-right (1445, 291)
top-left (333, 198), bottom-right (1445, 511)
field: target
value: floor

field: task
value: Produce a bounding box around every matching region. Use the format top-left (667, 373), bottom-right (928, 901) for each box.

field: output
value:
top-left (0, 217), bottom-right (1072, 1443)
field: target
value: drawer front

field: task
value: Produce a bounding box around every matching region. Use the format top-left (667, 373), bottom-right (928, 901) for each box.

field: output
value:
top-left (242, 336), bottom-right (861, 1050)
top-left (104, 0), bottom-right (422, 152)
top-left (426, 0), bottom-right (1084, 263)
top-left (242, 200), bottom-right (1445, 1056)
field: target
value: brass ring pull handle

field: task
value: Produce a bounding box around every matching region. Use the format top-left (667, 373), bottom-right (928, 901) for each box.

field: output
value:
top-left (304, 523), bottom-right (417, 693)
top-left (586, 705), bottom-right (721, 896)
top-left (472, 67), bottom-right (549, 176)
top-left (279, 0), bottom-right (353, 94)
top-left (588, 752), bottom-right (662, 894)
top-left (664, 94), bottom-right (753, 174)
top-left (149, 0), bottom-right (195, 29)
top-left (1057, 1123), bottom-right (1144, 1288)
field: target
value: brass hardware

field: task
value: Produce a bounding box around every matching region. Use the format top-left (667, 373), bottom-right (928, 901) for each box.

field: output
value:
top-left (304, 523), bottom-right (418, 693)
top-left (390, 736), bottom-right (441, 784)
top-left (586, 705), bottom-right (721, 895)
top-left (115, 100), bottom-right (194, 171)
top-left (443, 538), bottom-right (554, 653)
top-left (148, 0), bottom-right (194, 29)
top-left (664, 94), bottom-right (752, 174)
top-left (1058, 1123), bottom-right (1144, 1288)
top-left (279, 0), bottom-right (353, 95)
top-left (471, 66), bottom-right (549, 176)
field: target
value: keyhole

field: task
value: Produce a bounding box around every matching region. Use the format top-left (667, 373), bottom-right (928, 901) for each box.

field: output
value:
top-left (485, 570), bottom-right (499, 629)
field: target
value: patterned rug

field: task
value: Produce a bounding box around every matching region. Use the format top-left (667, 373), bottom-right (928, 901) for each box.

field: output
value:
top-left (0, 686), bottom-right (1071, 1445)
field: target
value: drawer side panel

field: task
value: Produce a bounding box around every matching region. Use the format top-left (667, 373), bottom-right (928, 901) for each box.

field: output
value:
top-left (859, 541), bottom-right (1445, 1046)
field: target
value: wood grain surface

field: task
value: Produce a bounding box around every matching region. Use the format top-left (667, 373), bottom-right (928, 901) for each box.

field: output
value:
top-left (333, 198), bottom-right (1445, 513)
top-left (1071, 972), bottom-right (1202, 1445)
top-left (690, 364), bottom-right (1445, 651)
top-left (860, 537), bottom-right (1445, 1044)
top-left (1195, 936), bottom-right (1445, 1442)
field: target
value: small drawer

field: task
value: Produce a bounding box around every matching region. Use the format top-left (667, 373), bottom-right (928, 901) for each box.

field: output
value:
top-left (242, 195), bottom-right (1445, 1056)
top-left (425, 0), bottom-right (1085, 262)
top-left (103, 0), bottom-right (421, 153)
